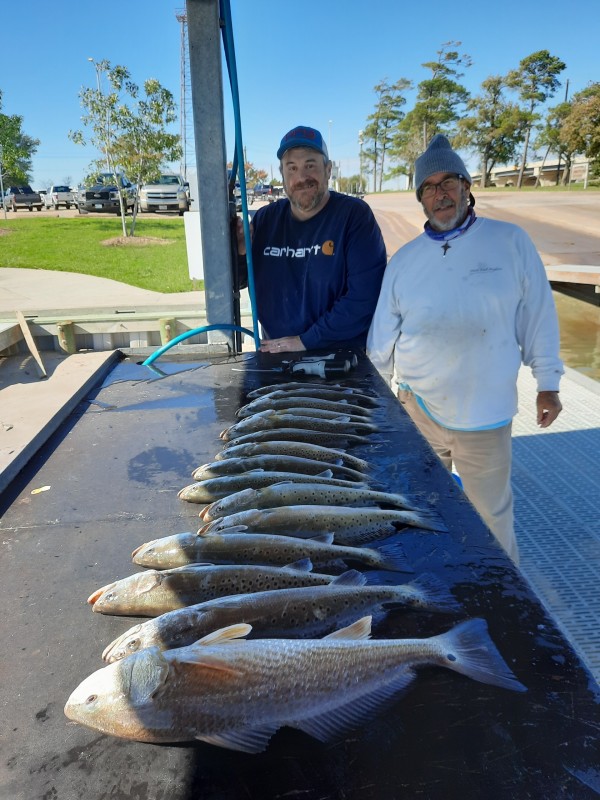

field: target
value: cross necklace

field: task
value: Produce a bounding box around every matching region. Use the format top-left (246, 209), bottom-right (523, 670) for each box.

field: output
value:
top-left (425, 209), bottom-right (478, 256)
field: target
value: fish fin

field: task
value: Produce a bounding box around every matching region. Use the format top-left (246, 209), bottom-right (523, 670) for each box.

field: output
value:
top-left (324, 616), bottom-right (372, 640)
top-left (283, 557), bottom-right (314, 573)
top-left (139, 570), bottom-right (164, 595)
top-left (196, 725), bottom-right (279, 754)
top-left (198, 524), bottom-right (247, 537)
top-left (433, 619), bottom-right (527, 692)
top-left (192, 622), bottom-right (253, 646)
top-left (309, 533), bottom-right (335, 545)
top-left (316, 469), bottom-right (334, 479)
top-left (330, 570), bottom-right (367, 587)
top-left (396, 573), bottom-right (461, 613)
top-left (291, 668), bottom-right (416, 742)
top-left (129, 648), bottom-right (170, 705)
top-left (373, 541), bottom-right (414, 573)
top-left (402, 509), bottom-right (448, 532)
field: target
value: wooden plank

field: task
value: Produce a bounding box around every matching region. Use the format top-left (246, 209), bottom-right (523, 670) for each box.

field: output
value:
top-left (546, 264), bottom-right (600, 286)
top-left (16, 311), bottom-right (47, 378)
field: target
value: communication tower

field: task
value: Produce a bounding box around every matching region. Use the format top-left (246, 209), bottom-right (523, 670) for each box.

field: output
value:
top-left (176, 11), bottom-right (195, 179)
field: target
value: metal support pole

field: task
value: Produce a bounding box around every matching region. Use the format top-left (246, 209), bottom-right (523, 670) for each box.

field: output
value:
top-left (185, 0), bottom-right (235, 347)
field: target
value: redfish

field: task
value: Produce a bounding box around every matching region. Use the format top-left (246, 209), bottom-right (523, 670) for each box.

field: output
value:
top-left (65, 617), bottom-right (525, 749)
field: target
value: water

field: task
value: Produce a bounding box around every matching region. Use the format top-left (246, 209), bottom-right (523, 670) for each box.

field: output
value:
top-left (553, 291), bottom-right (600, 382)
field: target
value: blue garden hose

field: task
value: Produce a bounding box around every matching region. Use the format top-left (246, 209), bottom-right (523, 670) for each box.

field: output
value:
top-left (143, 0), bottom-right (259, 367)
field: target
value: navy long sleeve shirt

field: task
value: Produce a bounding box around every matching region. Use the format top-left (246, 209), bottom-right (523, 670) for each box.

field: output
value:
top-left (250, 191), bottom-right (387, 350)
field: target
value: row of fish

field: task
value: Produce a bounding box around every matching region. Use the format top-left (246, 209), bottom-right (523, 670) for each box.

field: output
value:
top-left (65, 378), bottom-right (525, 752)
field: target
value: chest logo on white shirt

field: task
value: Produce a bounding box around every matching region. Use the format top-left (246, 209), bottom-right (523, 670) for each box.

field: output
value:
top-left (469, 263), bottom-right (502, 275)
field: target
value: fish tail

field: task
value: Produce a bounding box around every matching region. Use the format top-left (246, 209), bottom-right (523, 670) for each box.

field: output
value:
top-left (433, 619), bottom-right (527, 692)
top-left (371, 542), bottom-right (413, 573)
top-left (401, 573), bottom-right (461, 612)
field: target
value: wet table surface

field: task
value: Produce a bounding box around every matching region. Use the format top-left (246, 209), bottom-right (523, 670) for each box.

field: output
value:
top-left (1, 350), bottom-right (600, 800)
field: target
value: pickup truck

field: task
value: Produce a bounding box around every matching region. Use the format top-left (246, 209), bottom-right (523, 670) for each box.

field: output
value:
top-left (78, 172), bottom-right (136, 215)
top-left (139, 173), bottom-right (190, 215)
top-left (43, 185), bottom-right (75, 210)
top-left (3, 186), bottom-right (43, 212)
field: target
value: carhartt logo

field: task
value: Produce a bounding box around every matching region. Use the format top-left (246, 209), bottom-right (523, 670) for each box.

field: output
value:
top-left (263, 240), bottom-right (335, 258)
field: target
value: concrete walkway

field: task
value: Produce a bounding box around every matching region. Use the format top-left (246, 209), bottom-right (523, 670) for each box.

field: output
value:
top-left (513, 366), bottom-right (600, 683)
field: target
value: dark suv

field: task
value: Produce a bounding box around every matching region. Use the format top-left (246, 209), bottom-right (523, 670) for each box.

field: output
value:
top-left (78, 172), bottom-right (136, 215)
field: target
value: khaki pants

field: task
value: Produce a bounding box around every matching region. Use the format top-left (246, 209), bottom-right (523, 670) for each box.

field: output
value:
top-left (398, 391), bottom-right (518, 563)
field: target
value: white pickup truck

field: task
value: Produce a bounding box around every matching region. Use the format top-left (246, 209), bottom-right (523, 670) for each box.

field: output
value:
top-left (43, 185), bottom-right (75, 210)
top-left (139, 173), bottom-right (190, 215)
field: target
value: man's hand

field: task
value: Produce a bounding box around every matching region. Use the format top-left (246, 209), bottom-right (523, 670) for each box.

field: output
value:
top-left (536, 391), bottom-right (562, 428)
top-left (260, 336), bottom-right (305, 354)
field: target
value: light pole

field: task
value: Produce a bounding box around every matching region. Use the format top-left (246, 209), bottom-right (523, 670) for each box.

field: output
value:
top-left (358, 130), bottom-right (364, 194)
top-left (0, 144), bottom-right (6, 221)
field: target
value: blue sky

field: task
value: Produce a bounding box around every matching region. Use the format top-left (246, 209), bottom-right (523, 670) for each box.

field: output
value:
top-left (1, 0), bottom-right (598, 190)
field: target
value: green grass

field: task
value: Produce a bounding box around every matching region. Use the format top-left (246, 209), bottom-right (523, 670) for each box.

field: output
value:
top-left (0, 215), bottom-right (200, 293)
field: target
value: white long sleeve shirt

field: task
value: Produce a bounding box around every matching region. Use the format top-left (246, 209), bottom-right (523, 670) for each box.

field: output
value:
top-left (367, 217), bottom-right (564, 430)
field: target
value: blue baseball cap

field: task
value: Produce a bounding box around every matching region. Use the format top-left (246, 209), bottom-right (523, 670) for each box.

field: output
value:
top-left (277, 126), bottom-right (329, 161)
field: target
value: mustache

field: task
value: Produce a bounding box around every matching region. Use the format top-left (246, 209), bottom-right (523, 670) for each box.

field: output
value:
top-left (434, 198), bottom-right (455, 211)
top-left (292, 180), bottom-right (318, 191)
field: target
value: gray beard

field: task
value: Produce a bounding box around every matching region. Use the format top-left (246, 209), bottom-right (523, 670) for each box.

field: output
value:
top-left (425, 186), bottom-right (469, 232)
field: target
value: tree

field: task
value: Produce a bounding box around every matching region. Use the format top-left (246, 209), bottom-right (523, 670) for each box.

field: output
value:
top-left (506, 50), bottom-right (566, 188)
top-left (228, 160), bottom-right (268, 187)
top-left (70, 61), bottom-right (182, 236)
top-left (362, 78), bottom-right (412, 192)
top-left (456, 76), bottom-right (528, 186)
top-left (388, 42), bottom-right (471, 187)
top-left (534, 100), bottom-right (575, 185)
top-left (0, 90), bottom-right (40, 185)
top-left (408, 41), bottom-right (472, 149)
top-left (560, 83), bottom-right (600, 178)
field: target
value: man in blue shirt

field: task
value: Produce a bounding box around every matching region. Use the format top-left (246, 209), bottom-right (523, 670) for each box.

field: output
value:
top-left (239, 125), bottom-right (387, 354)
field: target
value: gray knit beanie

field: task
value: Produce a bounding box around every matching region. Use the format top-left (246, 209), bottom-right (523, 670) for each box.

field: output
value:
top-left (414, 134), bottom-right (471, 198)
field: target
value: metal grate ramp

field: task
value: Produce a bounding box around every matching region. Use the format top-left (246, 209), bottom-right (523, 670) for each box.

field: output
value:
top-left (513, 366), bottom-right (600, 684)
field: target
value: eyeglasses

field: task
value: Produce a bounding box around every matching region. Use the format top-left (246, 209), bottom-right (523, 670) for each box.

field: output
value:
top-left (420, 174), bottom-right (463, 200)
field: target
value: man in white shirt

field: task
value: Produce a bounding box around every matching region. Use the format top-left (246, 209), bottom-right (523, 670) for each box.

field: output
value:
top-left (367, 134), bottom-right (563, 562)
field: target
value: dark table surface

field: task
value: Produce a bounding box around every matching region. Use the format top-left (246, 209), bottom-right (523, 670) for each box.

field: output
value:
top-left (1, 349), bottom-right (600, 800)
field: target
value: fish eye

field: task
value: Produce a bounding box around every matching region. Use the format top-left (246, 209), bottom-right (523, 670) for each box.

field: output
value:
top-left (86, 694), bottom-right (98, 704)
top-left (446, 653), bottom-right (457, 662)
top-left (127, 639), bottom-right (139, 651)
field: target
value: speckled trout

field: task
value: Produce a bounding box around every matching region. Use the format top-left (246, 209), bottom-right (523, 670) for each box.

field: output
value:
top-left (101, 572), bottom-right (460, 663)
top-left (87, 559), bottom-right (338, 617)
top-left (245, 383), bottom-right (379, 406)
top-left (220, 410), bottom-right (378, 442)
top-left (178, 471), bottom-right (369, 504)
top-left (214, 441), bottom-right (369, 472)
top-left (199, 505), bottom-right (447, 545)
top-left (200, 482), bottom-right (422, 521)
top-left (131, 531), bottom-right (409, 572)
top-left (236, 394), bottom-right (373, 419)
top-left (222, 428), bottom-right (371, 448)
top-left (192, 455), bottom-right (367, 482)
top-left (65, 616), bottom-right (526, 749)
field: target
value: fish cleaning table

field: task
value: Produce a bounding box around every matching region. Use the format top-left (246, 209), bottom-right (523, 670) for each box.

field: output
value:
top-left (1, 350), bottom-right (600, 800)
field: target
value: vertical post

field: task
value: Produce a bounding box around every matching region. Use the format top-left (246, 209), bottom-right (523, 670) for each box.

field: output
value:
top-left (185, 0), bottom-right (234, 346)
